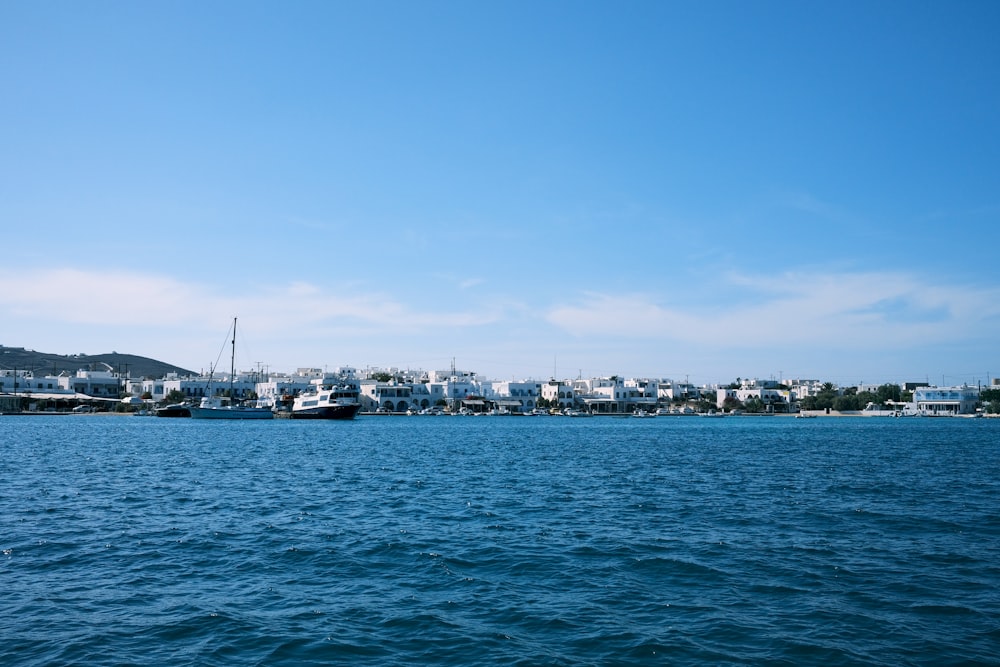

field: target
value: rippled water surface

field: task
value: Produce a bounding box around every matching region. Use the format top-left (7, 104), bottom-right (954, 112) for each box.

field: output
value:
top-left (2, 415), bottom-right (999, 665)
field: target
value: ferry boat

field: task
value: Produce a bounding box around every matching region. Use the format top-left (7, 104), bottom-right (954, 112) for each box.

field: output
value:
top-left (287, 379), bottom-right (361, 420)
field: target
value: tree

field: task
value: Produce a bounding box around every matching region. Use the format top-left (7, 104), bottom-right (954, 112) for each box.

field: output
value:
top-left (803, 383), bottom-right (838, 411)
top-left (694, 397), bottom-right (715, 413)
top-left (722, 396), bottom-right (743, 412)
top-left (744, 396), bottom-right (765, 413)
top-left (979, 388), bottom-right (1000, 403)
top-left (876, 383), bottom-right (902, 403)
top-left (833, 394), bottom-right (859, 411)
top-left (855, 391), bottom-right (878, 408)
top-left (164, 389), bottom-right (186, 404)
top-left (981, 388), bottom-right (1000, 413)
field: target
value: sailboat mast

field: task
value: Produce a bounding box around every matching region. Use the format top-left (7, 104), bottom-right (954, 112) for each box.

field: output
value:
top-left (230, 317), bottom-right (237, 400)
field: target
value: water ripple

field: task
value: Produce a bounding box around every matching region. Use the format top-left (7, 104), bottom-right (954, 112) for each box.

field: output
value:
top-left (1, 415), bottom-right (998, 665)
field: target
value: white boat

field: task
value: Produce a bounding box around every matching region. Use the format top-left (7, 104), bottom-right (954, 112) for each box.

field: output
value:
top-left (699, 410), bottom-right (725, 418)
top-left (287, 379), bottom-right (361, 420)
top-left (189, 395), bottom-right (273, 420)
top-left (632, 409), bottom-right (656, 418)
top-left (189, 318), bottom-right (273, 420)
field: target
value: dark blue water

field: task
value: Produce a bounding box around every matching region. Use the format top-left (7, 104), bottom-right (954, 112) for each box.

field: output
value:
top-left (2, 415), bottom-right (998, 665)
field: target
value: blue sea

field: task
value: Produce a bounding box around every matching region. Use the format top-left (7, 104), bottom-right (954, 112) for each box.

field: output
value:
top-left (2, 414), bottom-right (998, 666)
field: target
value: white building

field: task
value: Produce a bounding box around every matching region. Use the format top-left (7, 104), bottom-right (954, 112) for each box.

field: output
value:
top-left (541, 380), bottom-right (575, 410)
top-left (361, 381), bottom-right (413, 412)
top-left (482, 380), bottom-right (540, 412)
top-left (716, 378), bottom-right (792, 412)
top-left (656, 380), bottom-right (697, 403)
top-left (424, 368), bottom-right (482, 410)
top-left (59, 369), bottom-right (123, 398)
top-left (624, 378), bottom-right (659, 411)
top-left (574, 377), bottom-right (628, 414)
top-left (913, 385), bottom-right (980, 416)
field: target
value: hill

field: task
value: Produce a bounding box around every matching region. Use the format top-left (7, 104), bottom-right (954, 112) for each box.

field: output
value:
top-left (0, 346), bottom-right (195, 379)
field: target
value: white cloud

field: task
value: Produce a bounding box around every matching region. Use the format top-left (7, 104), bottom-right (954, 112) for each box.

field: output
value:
top-left (0, 268), bottom-right (504, 338)
top-left (545, 270), bottom-right (1000, 348)
top-left (4, 266), bottom-right (998, 383)
top-left (4, 268), bottom-right (201, 325)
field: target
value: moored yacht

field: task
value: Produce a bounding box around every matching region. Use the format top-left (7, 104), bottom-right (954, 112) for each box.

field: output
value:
top-left (188, 317), bottom-right (274, 420)
top-left (287, 378), bottom-right (361, 420)
top-left (189, 395), bottom-right (273, 420)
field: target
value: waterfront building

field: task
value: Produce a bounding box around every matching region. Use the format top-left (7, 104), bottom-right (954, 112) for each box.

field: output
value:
top-left (656, 380), bottom-right (697, 403)
top-left (913, 385), bottom-right (980, 416)
top-left (124, 378), bottom-right (165, 401)
top-left (0, 369), bottom-right (50, 393)
top-left (716, 378), bottom-right (792, 412)
top-left (785, 379), bottom-right (827, 399)
top-left (161, 374), bottom-right (213, 402)
top-left (0, 369), bottom-right (108, 411)
top-left (624, 378), bottom-right (659, 411)
top-left (58, 368), bottom-right (123, 398)
top-left (482, 380), bottom-right (540, 413)
top-left (424, 368), bottom-right (481, 411)
top-left (541, 380), bottom-right (575, 410)
top-left (361, 381), bottom-right (413, 413)
top-left (574, 377), bottom-right (628, 414)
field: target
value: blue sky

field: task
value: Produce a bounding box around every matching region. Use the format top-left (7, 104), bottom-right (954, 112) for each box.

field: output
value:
top-left (2, 1), bottom-right (999, 386)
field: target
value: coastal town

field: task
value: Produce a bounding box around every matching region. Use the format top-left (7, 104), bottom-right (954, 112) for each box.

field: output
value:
top-left (0, 348), bottom-right (996, 417)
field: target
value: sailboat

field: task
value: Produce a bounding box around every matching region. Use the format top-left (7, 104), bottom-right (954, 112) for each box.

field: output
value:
top-left (189, 318), bottom-right (273, 420)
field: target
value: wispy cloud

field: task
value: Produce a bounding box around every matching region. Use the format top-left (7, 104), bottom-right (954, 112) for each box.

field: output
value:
top-left (0, 268), bottom-right (505, 337)
top-left (545, 270), bottom-right (1000, 348)
top-left (4, 267), bottom-right (999, 382)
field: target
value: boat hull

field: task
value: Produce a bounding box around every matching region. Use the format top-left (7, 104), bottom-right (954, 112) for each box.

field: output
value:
top-left (290, 403), bottom-right (361, 420)
top-left (189, 406), bottom-right (273, 420)
top-left (155, 405), bottom-right (191, 418)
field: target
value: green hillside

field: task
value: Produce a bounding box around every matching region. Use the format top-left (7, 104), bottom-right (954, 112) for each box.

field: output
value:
top-left (0, 346), bottom-right (195, 379)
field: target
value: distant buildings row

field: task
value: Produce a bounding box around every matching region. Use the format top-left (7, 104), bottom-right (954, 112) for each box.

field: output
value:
top-left (0, 364), bottom-right (996, 416)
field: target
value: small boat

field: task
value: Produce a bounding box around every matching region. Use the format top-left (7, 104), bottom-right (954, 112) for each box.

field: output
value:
top-left (288, 379), bottom-right (362, 420)
top-left (155, 402), bottom-right (191, 418)
top-left (699, 410), bottom-right (725, 418)
top-left (632, 409), bottom-right (656, 418)
top-left (189, 318), bottom-right (273, 420)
